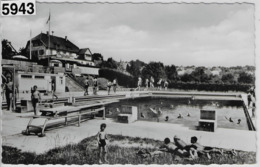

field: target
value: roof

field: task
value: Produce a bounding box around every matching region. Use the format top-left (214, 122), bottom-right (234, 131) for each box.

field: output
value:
top-left (78, 48), bottom-right (92, 60)
top-left (78, 48), bottom-right (92, 55)
top-left (31, 33), bottom-right (79, 53)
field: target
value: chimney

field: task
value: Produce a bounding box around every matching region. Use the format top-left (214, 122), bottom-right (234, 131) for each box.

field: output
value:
top-left (65, 36), bottom-right (67, 41)
top-left (46, 31), bottom-right (49, 35)
top-left (52, 31), bottom-right (54, 36)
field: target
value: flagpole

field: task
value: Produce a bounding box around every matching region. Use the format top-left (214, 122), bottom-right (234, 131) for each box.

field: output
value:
top-left (48, 9), bottom-right (51, 67)
top-left (30, 29), bottom-right (32, 60)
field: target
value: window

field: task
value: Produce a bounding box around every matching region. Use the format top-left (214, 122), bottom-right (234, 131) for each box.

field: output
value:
top-left (60, 77), bottom-right (63, 84)
top-left (39, 50), bottom-right (44, 55)
top-left (32, 51), bottom-right (38, 56)
top-left (21, 75), bottom-right (32, 78)
top-left (35, 76), bottom-right (45, 79)
top-left (32, 41), bottom-right (42, 47)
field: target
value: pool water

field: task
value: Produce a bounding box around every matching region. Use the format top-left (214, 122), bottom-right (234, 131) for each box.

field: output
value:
top-left (105, 97), bottom-right (248, 131)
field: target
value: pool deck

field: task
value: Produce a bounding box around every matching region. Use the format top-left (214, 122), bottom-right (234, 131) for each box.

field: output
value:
top-left (2, 113), bottom-right (256, 154)
top-left (1, 90), bottom-right (256, 154)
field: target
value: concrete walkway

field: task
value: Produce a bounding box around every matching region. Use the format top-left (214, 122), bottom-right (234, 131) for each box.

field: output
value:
top-left (2, 109), bottom-right (256, 154)
top-left (1, 90), bottom-right (256, 155)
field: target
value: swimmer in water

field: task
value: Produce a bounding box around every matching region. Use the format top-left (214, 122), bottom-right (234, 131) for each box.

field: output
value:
top-left (237, 119), bottom-right (241, 124)
top-left (165, 116), bottom-right (169, 121)
top-left (158, 108), bottom-right (163, 115)
top-left (229, 117), bottom-right (233, 122)
top-left (177, 114), bottom-right (183, 119)
top-left (187, 113), bottom-right (190, 117)
top-left (141, 113), bottom-right (145, 118)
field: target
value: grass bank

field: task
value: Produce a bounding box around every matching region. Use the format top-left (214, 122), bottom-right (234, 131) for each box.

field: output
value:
top-left (2, 134), bottom-right (256, 165)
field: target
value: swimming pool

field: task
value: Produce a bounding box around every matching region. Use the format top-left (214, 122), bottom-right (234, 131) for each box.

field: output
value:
top-left (105, 97), bottom-right (248, 131)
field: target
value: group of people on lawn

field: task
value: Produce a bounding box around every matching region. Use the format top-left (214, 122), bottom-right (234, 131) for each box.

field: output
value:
top-left (96, 123), bottom-right (235, 164)
top-left (147, 136), bottom-right (225, 160)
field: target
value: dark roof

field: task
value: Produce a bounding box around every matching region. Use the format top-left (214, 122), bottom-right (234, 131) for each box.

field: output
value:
top-left (78, 48), bottom-right (92, 55)
top-left (31, 33), bottom-right (79, 53)
top-left (77, 48), bottom-right (92, 60)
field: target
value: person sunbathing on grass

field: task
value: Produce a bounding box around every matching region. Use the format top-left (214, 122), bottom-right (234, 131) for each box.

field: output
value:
top-left (188, 136), bottom-right (223, 160)
top-left (143, 137), bottom-right (192, 160)
top-left (137, 138), bottom-right (176, 158)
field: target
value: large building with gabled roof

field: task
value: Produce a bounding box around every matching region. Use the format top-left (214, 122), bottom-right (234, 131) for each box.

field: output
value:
top-left (25, 32), bottom-right (95, 66)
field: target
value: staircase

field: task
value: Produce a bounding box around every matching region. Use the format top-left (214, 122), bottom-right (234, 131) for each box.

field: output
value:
top-left (65, 74), bottom-right (85, 92)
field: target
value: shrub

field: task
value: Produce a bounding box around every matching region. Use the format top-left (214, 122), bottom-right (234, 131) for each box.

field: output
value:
top-left (99, 68), bottom-right (135, 87)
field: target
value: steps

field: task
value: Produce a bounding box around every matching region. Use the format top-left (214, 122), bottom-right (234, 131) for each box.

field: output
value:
top-left (65, 76), bottom-right (84, 92)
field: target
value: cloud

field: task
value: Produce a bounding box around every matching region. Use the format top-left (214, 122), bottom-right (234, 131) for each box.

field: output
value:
top-left (0, 3), bottom-right (254, 67)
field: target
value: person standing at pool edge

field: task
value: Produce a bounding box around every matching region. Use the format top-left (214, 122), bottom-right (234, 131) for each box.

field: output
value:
top-left (145, 78), bottom-right (149, 90)
top-left (137, 77), bottom-right (142, 91)
top-left (150, 76), bottom-right (154, 88)
top-left (93, 77), bottom-right (98, 95)
top-left (107, 80), bottom-right (112, 95)
top-left (51, 79), bottom-right (58, 100)
top-left (31, 85), bottom-right (41, 115)
top-left (113, 79), bottom-right (117, 93)
top-left (4, 77), bottom-right (14, 111)
top-left (84, 76), bottom-right (89, 95)
top-left (97, 123), bottom-right (109, 164)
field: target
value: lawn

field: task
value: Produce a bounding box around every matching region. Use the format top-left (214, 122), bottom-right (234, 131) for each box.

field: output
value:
top-left (2, 134), bottom-right (256, 165)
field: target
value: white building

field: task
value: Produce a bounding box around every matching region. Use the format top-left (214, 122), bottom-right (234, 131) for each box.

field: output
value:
top-left (15, 71), bottom-right (65, 93)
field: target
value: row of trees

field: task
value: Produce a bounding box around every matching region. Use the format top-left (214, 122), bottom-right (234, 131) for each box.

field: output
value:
top-left (99, 58), bottom-right (255, 86)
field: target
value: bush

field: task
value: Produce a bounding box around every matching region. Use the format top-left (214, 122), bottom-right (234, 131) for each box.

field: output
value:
top-left (168, 82), bottom-right (252, 92)
top-left (99, 68), bottom-right (135, 87)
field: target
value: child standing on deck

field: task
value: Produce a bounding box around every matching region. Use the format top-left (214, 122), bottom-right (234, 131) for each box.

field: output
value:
top-left (107, 81), bottom-right (112, 95)
top-left (97, 123), bottom-right (108, 164)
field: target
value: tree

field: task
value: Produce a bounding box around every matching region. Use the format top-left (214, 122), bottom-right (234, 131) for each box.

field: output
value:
top-left (237, 72), bottom-right (254, 84)
top-left (19, 47), bottom-right (27, 56)
top-left (221, 73), bottom-right (236, 84)
top-left (165, 65), bottom-right (178, 81)
top-left (2, 39), bottom-right (16, 59)
top-left (92, 53), bottom-right (104, 67)
top-left (190, 67), bottom-right (211, 83)
top-left (101, 57), bottom-right (118, 69)
top-left (180, 73), bottom-right (194, 82)
top-left (92, 53), bottom-right (103, 61)
top-left (141, 62), bottom-right (166, 81)
top-left (126, 59), bottom-right (146, 77)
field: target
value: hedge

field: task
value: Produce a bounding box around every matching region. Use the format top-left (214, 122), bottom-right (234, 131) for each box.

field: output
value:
top-left (168, 82), bottom-right (252, 92)
top-left (99, 68), bottom-right (253, 92)
top-left (99, 68), bottom-right (135, 88)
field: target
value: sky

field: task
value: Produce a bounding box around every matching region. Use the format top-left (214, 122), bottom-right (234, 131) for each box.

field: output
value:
top-left (1, 2), bottom-right (255, 67)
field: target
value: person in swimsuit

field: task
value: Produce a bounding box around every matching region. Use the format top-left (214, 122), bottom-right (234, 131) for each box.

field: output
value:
top-left (188, 136), bottom-right (223, 160)
top-left (93, 77), bottom-right (98, 95)
top-left (97, 123), bottom-right (108, 164)
top-left (112, 79), bottom-right (117, 93)
top-left (84, 77), bottom-right (89, 95)
top-left (31, 85), bottom-right (41, 115)
top-left (4, 77), bottom-right (14, 111)
top-left (150, 76), bottom-right (154, 88)
top-left (107, 81), bottom-right (112, 95)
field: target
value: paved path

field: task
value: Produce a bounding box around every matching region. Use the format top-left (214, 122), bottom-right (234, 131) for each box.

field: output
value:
top-left (2, 110), bottom-right (256, 154)
top-left (1, 90), bottom-right (256, 155)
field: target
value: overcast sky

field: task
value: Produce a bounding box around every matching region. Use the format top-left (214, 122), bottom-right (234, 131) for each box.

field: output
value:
top-left (1, 3), bottom-right (255, 67)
